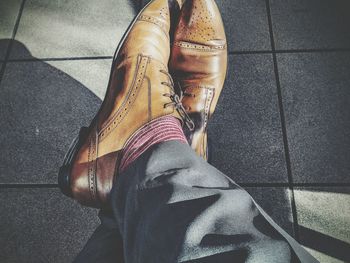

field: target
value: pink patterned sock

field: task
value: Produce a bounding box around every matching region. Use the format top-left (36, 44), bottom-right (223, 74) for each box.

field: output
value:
top-left (119, 116), bottom-right (188, 173)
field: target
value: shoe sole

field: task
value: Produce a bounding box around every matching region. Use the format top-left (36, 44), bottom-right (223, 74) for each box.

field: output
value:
top-left (58, 0), bottom-right (156, 198)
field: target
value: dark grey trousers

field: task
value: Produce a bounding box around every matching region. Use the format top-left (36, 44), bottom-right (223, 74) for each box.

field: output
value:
top-left (74, 141), bottom-right (319, 263)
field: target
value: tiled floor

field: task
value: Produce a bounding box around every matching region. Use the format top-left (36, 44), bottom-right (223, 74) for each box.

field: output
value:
top-left (0, 0), bottom-right (349, 262)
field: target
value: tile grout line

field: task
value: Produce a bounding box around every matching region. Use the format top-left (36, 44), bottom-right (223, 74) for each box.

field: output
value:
top-left (265, 0), bottom-right (300, 240)
top-left (229, 48), bottom-right (350, 55)
top-left (7, 56), bottom-right (114, 63)
top-left (275, 47), bottom-right (350, 53)
top-left (238, 183), bottom-right (350, 187)
top-left (230, 50), bottom-right (272, 55)
top-left (5, 47), bottom-right (350, 64)
top-left (1, 182), bottom-right (349, 189)
top-left (0, 0), bottom-right (26, 85)
top-left (0, 184), bottom-right (59, 189)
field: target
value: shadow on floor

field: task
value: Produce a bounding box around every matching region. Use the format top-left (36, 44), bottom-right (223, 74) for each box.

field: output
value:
top-left (130, 0), bottom-right (141, 12)
top-left (295, 187), bottom-right (350, 262)
top-left (0, 39), bottom-right (102, 183)
top-left (299, 225), bottom-right (350, 262)
top-left (0, 38), bottom-right (349, 262)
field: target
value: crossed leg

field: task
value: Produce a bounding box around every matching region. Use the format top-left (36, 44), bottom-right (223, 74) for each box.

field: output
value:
top-left (75, 141), bottom-right (318, 263)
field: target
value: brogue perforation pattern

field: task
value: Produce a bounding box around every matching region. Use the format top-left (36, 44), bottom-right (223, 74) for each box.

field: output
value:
top-left (184, 86), bottom-right (215, 128)
top-left (174, 41), bottom-right (226, 51)
top-left (203, 88), bottom-right (214, 128)
top-left (138, 15), bottom-right (168, 37)
top-left (178, 1), bottom-right (216, 42)
top-left (159, 6), bottom-right (169, 20)
top-left (87, 132), bottom-right (98, 201)
top-left (99, 55), bottom-right (149, 141)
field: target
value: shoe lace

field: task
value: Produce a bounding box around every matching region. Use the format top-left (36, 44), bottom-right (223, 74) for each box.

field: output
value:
top-left (159, 69), bottom-right (195, 131)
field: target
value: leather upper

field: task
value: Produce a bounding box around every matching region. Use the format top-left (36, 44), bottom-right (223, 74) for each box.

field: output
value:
top-left (170, 0), bottom-right (228, 160)
top-left (70, 0), bottom-right (183, 207)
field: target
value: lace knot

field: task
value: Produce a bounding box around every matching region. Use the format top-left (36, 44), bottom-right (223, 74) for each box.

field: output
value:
top-left (159, 70), bottom-right (195, 131)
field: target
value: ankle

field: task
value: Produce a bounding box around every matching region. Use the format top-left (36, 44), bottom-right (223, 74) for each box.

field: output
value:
top-left (119, 116), bottom-right (188, 173)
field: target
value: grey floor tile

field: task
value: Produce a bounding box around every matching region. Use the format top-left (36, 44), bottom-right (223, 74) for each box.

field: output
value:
top-left (217, 0), bottom-right (271, 52)
top-left (47, 58), bottom-right (112, 100)
top-left (208, 54), bottom-right (288, 183)
top-left (278, 52), bottom-right (350, 183)
top-left (10, 0), bottom-right (139, 59)
top-left (0, 0), bottom-right (22, 60)
top-left (0, 59), bottom-right (102, 184)
top-left (0, 188), bottom-right (99, 263)
top-left (270, 0), bottom-right (350, 50)
top-left (294, 187), bottom-right (350, 263)
top-left (246, 187), bottom-right (295, 236)
top-left (140, 0), bottom-right (150, 5)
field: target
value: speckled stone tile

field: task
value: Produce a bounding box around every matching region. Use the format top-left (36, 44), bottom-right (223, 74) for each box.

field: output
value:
top-left (246, 187), bottom-right (295, 236)
top-left (217, 0), bottom-right (271, 52)
top-left (208, 54), bottom-right (288, 183)
top-left (0, 0), bottom-right (22, 59)
top-left (270, 0), bottom-right (350, 50)
top-left (294, 187), bottom-right (350, 263)
top-left (0, 60), bottom-right (102, 183)
top-left (278, 52), bottom-right (350, 183)
top-left (10, 0), bottom-right (140, 59)
top-left (47, 58), bottom-right (112, 100)
top-left (0, 188), bottom-right (99, 263)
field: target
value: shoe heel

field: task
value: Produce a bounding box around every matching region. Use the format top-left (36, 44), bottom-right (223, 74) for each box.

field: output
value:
top-left (58, 127), bottom-right (89, 197)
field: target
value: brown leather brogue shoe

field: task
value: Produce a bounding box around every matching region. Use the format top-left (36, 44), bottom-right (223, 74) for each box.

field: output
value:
top-left (169, 0), bottom-right (228, 161)
top-left (59, 0), bottom-right (191, 208)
